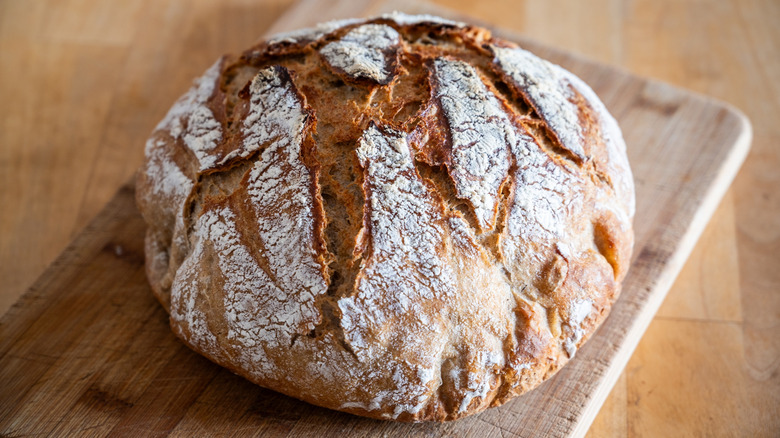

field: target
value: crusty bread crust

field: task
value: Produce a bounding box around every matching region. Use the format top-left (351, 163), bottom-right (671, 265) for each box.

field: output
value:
top-left (136, 13), bottom-right (634, 422)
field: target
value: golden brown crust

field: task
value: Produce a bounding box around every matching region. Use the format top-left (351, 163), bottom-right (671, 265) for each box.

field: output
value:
top-left (136, 13), bottom-right (634, 422)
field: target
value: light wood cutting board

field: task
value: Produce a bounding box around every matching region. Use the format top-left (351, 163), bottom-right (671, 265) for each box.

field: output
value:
top-left (0, 1), bottom-right (751, 437)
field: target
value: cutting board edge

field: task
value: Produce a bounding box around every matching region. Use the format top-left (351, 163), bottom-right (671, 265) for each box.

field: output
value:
top-left (572, 103), bottom-right (752, 438)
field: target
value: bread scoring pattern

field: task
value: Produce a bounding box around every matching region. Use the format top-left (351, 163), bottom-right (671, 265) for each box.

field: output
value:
top-left (136, 13), bottom-right (634, 422)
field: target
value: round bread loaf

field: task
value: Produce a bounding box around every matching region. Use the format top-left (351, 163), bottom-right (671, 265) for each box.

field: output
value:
top-left (136, 12), bottom-right (635, 422)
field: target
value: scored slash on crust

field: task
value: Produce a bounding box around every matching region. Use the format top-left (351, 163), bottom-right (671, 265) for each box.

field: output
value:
top-left (136, 12), bottom-right (635, 422)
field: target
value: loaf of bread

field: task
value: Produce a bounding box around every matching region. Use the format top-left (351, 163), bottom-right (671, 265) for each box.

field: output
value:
top-left (136, 12), bottom-right (634, 422)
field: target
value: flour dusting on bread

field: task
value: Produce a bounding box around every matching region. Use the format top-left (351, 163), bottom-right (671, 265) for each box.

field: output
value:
top-left (321, 24), bottom-right (401, 84)
top-left (431, 58), bottom-right (513, 231)
top-left (137, 12), bottom-right (634, 422)
top-left (492, 46), bottom-right (588, 161)
top-left (155, 59), bottom-right (223, 171)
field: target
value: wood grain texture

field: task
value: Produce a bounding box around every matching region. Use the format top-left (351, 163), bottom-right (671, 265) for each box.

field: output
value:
top-left (0, 0), bottom-right (777, 436)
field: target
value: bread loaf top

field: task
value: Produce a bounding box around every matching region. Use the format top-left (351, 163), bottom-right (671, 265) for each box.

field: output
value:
top-left (136, 12), bottom-right (634, 422)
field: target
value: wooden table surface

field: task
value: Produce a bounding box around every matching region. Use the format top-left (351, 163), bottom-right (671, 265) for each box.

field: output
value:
top-left (1, 0), bottom-right (777, 436)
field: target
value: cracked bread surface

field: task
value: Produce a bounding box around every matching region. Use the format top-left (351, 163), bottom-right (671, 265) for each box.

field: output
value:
top-left (136, 12), bottom-right (635, 422)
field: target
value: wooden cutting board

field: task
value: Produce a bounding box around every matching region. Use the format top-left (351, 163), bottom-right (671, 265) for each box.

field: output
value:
top-left (0, 1), bottom-right (751, 436)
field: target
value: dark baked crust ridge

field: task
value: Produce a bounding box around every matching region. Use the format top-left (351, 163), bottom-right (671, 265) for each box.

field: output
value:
top-left (136, 13), bottom-right (635, 422)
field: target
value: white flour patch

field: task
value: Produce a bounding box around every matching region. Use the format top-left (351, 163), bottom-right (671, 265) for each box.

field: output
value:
top-left (244, 66), bottom-right (328, 328)
top-left (432, 58), bottom-right (513, 231)
top-left (170, 65), bottom-right (327, 379)
top-left (562, 299), bottom-right (593, 359)
top-left (570, 298), bottom-right (593, 325)
top-left (320, 24), bottom-right (400, 83)
top-left (143, 138), bottom-right (193, 203)
top-left (492, 46), bottom-right (587, 161)
top-left (561, 68), bottom-right (636, 219)
top-left (338, 125), bottom-right (452, 417)
top-left (505, 129), bottom-right (577, 243)
top-left (155, 59), bottom-right (223, 171)
top-left (228, 66), bottom-right (310, 164)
